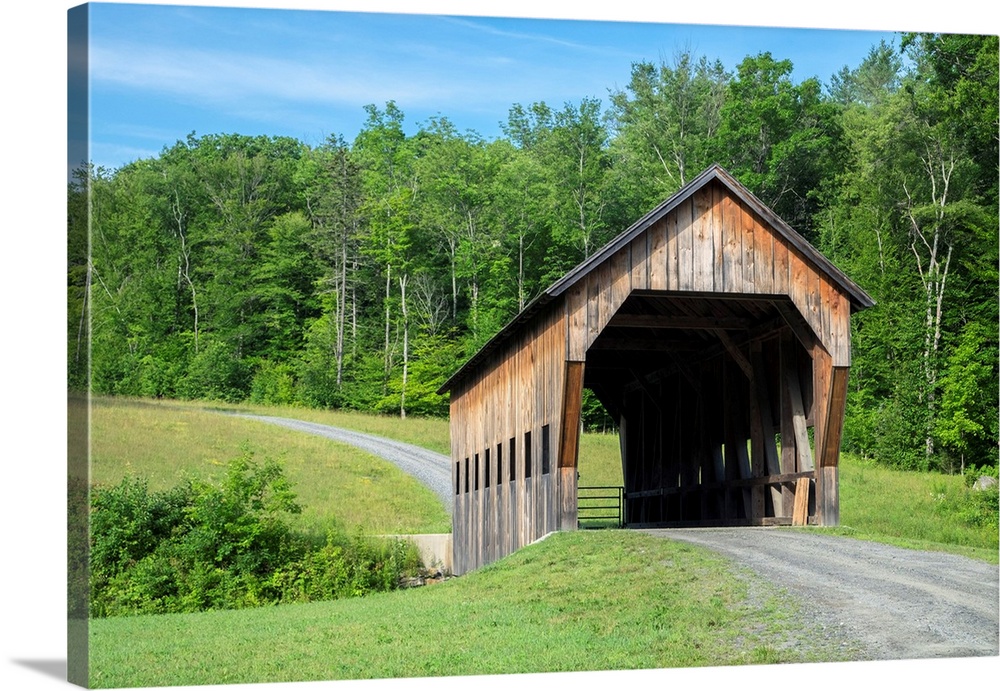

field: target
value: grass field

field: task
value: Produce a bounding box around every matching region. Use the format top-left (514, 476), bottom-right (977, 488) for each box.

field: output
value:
top-left (832, 453), bottom-right (998, 562)
top-left (90, 397), bottom-right (450, 535)
top-left (88, 528), bottom-right (855, 688)
top-left (84, 396), bottom-right (996, 687)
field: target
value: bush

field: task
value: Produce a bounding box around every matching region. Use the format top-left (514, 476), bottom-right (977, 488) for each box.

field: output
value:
top-left (249, 359), bottom-right (299, 406)
top-left (89, 453), bottom-right (422, 617)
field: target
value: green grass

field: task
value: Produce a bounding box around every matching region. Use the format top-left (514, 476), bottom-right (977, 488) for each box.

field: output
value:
top-left (91, 397), bottom-right (996, 559)
top-left (210, 400), bottom-right (454, 455)
top-left (84, 397), bottom-right (997, 687)
top-left (831, 452), bottom-right (998, 563)
top-left (90, 397), bottom-right (450, 535)
top-left (88, 529), bottom-right (852, 688)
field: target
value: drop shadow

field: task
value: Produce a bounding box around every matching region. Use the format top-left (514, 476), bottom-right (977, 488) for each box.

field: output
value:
top-left (11, 659), bottom-right (67, 681)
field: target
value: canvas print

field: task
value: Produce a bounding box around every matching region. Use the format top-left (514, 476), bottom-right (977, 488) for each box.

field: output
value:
top-left (64, 2), bottom-right (998, 690)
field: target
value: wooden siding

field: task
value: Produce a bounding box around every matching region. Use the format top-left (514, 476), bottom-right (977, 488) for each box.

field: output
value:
top-left (449, 304), bottom-right (570, 574)
top-left (565, 182), bottom-right (851, 365)
top-left (446, 170), bottom-right (868, 572)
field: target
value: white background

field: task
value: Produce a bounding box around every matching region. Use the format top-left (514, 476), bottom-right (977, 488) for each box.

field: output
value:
top-left (2, 2), bottom-right (997, 691)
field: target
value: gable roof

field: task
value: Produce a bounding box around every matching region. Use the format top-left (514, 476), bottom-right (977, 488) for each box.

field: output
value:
top-left (440, 163), bottom-right (874, 394)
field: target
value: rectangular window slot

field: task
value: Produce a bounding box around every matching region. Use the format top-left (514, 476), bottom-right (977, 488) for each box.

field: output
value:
top-left (542, 424), bottom-right (551, 475)
top-left (524, 431), bottom-right (532, 479)
top-left (509, 438), bottom-right (516, 482)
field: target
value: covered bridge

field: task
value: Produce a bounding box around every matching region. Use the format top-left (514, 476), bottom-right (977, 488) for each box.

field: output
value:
top-left (439, 164), bottom-right (873, 575)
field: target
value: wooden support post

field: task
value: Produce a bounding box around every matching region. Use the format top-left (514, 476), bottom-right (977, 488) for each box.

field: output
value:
top-left (792, 477), bottom-right (810, 526)
top-left (748, 365), bottom-right (767, 521)
top-left (784, 355), bottom-right (814, 472)
top-left (817, 466), bottom-right (839, 526)
top-left (814, 365), bottom-right (848, 526)
top-left (818, 367), bottom-right (849, 468)
top-left (751, 344), bottom-right (782, 515)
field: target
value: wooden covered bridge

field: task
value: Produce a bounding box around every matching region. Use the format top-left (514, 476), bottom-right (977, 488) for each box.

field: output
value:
top-left (439, 164), bottom-right (873, 575)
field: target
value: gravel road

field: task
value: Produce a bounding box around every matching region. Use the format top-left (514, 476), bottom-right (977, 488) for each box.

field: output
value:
top-left (231, 414), bottom-right (454, 515)
top-left (227, 413), bottom-right (997, 663)
top-left (643, 527), bottom-right (999, 661)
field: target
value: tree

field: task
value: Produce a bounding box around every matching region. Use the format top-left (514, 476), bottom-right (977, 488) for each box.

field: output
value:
top-left (354, 102), bottom-right (417, 411)
top-left (710, 52), bottom-right (842, 238)
top-left (935, 323), bottom-right (997, 473)
top-left (608, 52), bottom-right (729, 207)
top-left (536, 98), bottom-right (613, 280)
top-left (299, 135), bottom-right (363, 389)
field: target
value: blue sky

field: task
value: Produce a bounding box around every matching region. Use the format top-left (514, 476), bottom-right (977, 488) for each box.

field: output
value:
top-left (81, 1), bottom-right (917, 172)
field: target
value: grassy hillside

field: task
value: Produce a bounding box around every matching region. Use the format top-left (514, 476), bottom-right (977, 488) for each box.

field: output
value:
top-left (85, 397), bottom-right (995, 688)
top-left (833, 453), bottom-right (998, 561)
top-left (91, 397), bottom-right (995, 559)
top-left (90, 397), bottom-right (450, 535)
top-left (88, 528), bottom-right (856, 688)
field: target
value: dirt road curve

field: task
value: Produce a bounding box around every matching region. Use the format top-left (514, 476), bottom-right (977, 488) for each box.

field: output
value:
top-left (643, 527), bottom-right (999, 661)
top-left (233, 414), bottom-right (454, 515)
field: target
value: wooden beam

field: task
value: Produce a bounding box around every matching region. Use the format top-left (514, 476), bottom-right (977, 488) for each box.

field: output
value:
top-left (792, 477), bottom-right (810, 526)
top-left (719, 331), bottom-right (753, 379)
top-left (589, 337), bottom-right (702, 352)
top-left (783, 357), bottom-right (815, 472)
top-left (625, 470), bottom-right (814, 498)
top-left (817, 466), bottom-right (839, 526)
top-left (559, 361), bottom-right (585, 470)
top-left (751, 345), bottom-right (783, 514)
top-left (607, 314), bottom-right (753, 330)
top-left (628, 368), bottom-right (663, 413)
top-left (818, 367), bottom-right (849, 468)
top-left (775, 300), bottom-right (818, 354)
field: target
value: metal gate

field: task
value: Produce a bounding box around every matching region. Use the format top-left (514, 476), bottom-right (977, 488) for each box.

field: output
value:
top-left (577, 486), bottom-right (624, 529)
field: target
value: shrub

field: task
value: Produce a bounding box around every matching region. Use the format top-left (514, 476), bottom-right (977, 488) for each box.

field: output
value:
top-left (249, 359), bottom-right (299, 406)
top-left (89, 453), bottom-right (422, 617)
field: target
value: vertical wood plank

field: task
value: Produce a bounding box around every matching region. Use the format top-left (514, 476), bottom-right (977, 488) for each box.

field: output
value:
top-left (721, 193), bottom-right (742, 293)
top-left (630, 233), bottom-right (649, 292)
top-left (792, 477), bottom-right (810, 526)
top-left (693, 186), bottom-right (715, 291)
top-left (676, 198), bottom-right (694, 290)
top-left (817, 466), bottom-right (839, 526)
top-left (773, 230), bottom-right (790, 294)
top-left (711, 181), bottom-right (725, 292)
top-left (649, 217), bottom-right (668, 291)
top-left (566, 282), bottom-right (587, 361)
top-left (741, 201), bottom-right (756, 293)
top-left (753, 209), bottom-right (775, 294)
top-left (611, 248), bottom-right (630, 313)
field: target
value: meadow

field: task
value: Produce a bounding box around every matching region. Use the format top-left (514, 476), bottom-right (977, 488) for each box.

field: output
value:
top-left (88, 528), bottom-right (857, 688)
top-left (84, 396), bottom-right (997, 687)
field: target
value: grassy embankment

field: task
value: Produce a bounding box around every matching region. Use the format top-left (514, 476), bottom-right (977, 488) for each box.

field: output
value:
top-left (89, 526), bottom-right (849, 688)
top-left (89, 397), bottom-right (451, 536)
top-left (86, 397), bottom-right (996, 688)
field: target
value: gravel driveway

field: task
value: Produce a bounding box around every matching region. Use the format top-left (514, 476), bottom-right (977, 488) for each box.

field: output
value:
top-left (231, 414), bottom-right (454, 515)
top-left (643, 527), bottom-right (999, 661)
top-left (227, 413), bottom-right (997, 662)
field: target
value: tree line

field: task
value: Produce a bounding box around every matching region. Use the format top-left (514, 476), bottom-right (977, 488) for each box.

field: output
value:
top-left (68, 33), bottom-right (998, 473)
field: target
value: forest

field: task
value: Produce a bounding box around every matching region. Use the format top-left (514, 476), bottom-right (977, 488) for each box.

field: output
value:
top-left (68, 32), bottom-right (998, 475)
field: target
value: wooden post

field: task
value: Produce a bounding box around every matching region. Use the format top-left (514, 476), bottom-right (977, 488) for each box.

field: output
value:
top-left (792, 477), bottom-right (810, 526)
top-left (815, 366), bottom-right (848, 526)
top-left (559, 361), bottom-right (585, 531)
